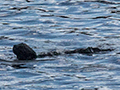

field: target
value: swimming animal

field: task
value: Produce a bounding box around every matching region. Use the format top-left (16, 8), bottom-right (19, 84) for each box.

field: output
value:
top-left (13, 43), bottom-right (113, 60)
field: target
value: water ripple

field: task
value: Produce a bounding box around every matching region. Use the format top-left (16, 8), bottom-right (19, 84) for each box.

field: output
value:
top-left (0, 0), bottom-right (120, 90)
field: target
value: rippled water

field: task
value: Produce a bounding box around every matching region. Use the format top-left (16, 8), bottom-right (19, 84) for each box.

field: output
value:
top-left (0, 0), bottom-right (120, 90)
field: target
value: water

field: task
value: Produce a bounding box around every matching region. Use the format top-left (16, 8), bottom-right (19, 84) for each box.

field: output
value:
top-left (0, 0), bottom-right (120, 90)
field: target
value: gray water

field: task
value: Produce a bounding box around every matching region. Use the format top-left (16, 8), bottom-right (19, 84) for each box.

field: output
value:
top-left (0, 0), bottom-right (120, 90)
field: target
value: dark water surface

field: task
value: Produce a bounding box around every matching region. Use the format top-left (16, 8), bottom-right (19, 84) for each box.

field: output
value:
top-left (0, 0), bottom-right (120, 90)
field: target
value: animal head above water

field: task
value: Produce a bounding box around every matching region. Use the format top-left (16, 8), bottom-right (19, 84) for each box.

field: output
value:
top-left (13, 43), bottom-right (37, 60)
